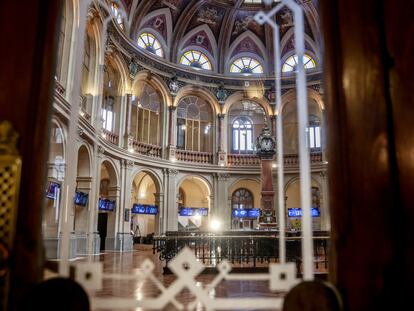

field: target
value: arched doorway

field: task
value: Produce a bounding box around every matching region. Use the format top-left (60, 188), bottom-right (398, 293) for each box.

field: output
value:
top-left (98, 160), bottom-right (118, 251)
top-left (285, 178), bottom-right (322, 231)
top-left (177, 176), bottom-right (211, 231)
top-left (131, 171), bottom-right (161, 242)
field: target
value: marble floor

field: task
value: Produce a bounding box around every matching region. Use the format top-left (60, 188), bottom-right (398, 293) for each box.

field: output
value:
top-left (45, 244), bottom-right (328, 311)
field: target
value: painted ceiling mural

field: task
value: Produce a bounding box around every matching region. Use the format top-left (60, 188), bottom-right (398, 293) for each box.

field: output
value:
top-left (124, 0), bottom-right (320, 74)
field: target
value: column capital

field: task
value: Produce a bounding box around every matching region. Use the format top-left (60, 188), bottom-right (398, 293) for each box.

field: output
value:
top-left (168, 105), bottom-right (177, 112)
top-left (217, 113), bottom-right (225, 120)
top-left (270, 115), bottom-right (277, 120)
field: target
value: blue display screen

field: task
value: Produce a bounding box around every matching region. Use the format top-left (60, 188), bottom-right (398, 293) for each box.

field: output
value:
top-left (288, 207), bottom-right (320, 217)
top-left (46, 182), bottom-right (60, 199)
top-left (98, 198), bottom-right (116, 211)
top-left (74, 191), bottom-right (88, 206)
top-left (178, 208), bottom-right (208, 217)
top-left (232, 208), bottom-right (260, 218)
top-left (131, 204), bottom-right (158, 215)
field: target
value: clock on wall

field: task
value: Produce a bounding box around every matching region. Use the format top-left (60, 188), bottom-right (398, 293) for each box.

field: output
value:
top-left (256, 124), bottom-right (276, 159)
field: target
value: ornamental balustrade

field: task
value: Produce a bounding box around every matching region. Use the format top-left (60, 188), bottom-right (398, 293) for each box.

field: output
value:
top-left (228, 152), bottom-right (324, 166)
top-left (176, 149), bottom-right (213, 164)
top-left (102, 129), bottom-right (118, 145)
top-left (132, 140), bottom-right (162, 158)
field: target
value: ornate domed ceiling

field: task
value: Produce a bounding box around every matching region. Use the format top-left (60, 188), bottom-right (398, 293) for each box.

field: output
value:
top-left (116, 0), bottom-right (321, 76)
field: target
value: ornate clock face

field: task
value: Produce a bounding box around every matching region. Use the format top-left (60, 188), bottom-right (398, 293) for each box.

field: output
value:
top-left (260, 138), bottom-right (274, 151)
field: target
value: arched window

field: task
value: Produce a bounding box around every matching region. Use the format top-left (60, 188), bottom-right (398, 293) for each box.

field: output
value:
top-left (110, 2), bottom-right (124, 30)
top-left (232, 117), bottom-right (254, 153)
top-left (137, 33), bottom-right (164, 57)
top-left (176, 96), bottom-right (213, 152)
top-left (102, 62), bottom-right (120, 134)
top-left (102, 96), bottom-right (114, 131)
top-left (81, 34), bottom-right (91, 95)
top-left (307, 115), bottom-right (321, 151)
top-left (282, 54), bottom-right (316, 72)
top-left (232, 188), bottom-right (253, 210)
top-left (180, 50), bottom-right (212, 71)
top-left (56, 5), bottom-right (66, 80)
top-left (230, 57), bottom-right (264, 74)
top-left (130, 84), bottom-right (161, 146)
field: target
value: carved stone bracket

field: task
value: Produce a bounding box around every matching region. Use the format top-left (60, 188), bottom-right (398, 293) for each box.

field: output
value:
top-left (217, 172), bottom-right (230, 181)
top-left (167, 168), bottom-right (179, 176)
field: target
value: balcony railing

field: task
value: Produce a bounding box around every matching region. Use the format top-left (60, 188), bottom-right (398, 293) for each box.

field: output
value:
top-left (102, 129), bottom-right (118, 145)
top-left (228, 152), bottom-right (324, 166)
top-left (284, 152), bottom-right (324, 166)
top-left (227, 154), bottom-right (260, 166)
top-left (132, 141), bottom-right (162, 158)
top-left (176, 149), bottom-right (213, 164)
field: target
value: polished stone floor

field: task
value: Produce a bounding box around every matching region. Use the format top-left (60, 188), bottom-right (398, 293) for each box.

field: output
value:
top-left (45, 244), bottom-right (327, 311)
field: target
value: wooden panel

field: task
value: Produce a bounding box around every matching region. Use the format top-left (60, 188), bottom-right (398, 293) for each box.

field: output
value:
top-left (0, 1), bottom-right (63, 310)
top-left (321, 0), bottom-right (414, 310)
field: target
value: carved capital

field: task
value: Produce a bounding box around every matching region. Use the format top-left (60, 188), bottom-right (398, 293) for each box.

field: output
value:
top-left (168, 105), bottom-right (177, 112)
top-left (217, 113), bottom-right (225, 120)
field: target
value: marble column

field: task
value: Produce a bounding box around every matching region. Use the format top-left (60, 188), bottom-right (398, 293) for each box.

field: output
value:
top-left (167, 106), bottom-right (177, 160)
top-left (215, 173), bottom-right (231, 230)
top-left (217, 114), bottom-right (226, 166)
top-left (116, 159), bottom-right (134, 251)
top-left (85, 145), bottom-right (105, 256)
top-left (154, 193), bottom-right (165, 235)
top-left (123, 93), bottom-right (133, 149)
top-left (165, 168), bottom-right (178, 231)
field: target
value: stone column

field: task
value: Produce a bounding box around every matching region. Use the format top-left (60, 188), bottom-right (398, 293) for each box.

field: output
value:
top-left (167, 106), bottom-right (177, 160)
top-left (123, 93), bottom-right (133, 149)
top-left (154, 193), bottom-right (165, 235)
top-left (217, 114), bottom-right (226, 166)
top-left (165, 168), bottom-right (178, 231)
top-left (116, 159), bottom-right (134, 251)
top-left (216, 173), bottom-right (230, 230)
top-left (74, 176), bottom-right (92, 255)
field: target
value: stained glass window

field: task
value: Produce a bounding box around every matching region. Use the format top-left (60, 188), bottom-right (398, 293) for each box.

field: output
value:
top-left (180, 50), bottom-right (212, 71)
top-left (230, 57), bottom-right (264, 74)
top-left (137, 33), bottom-right (164, 57)
top-left (282, 54), bottom-right (316, 72)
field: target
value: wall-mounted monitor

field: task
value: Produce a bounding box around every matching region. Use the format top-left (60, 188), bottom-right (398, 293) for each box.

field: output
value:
top-left (178, 207), bottom-right (208, 217)
top-left (46, 181), bottom-right (60, 200)
top-left (74, 191), bottom-right (88, 206)
top-left (287, 207), bottom-right (320, 218)
top-left (131, 204), bottom-right (158, 215)
top-left (232, 208), bottom-right (260, 219)
top-left (98, 198), bottom-right (116, 211)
